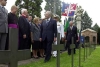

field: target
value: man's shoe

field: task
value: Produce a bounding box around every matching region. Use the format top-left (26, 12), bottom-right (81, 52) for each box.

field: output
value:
top-left (68, 53), bottom-right (71, 55)
top-left (44, 60), bottom-right (48, 63)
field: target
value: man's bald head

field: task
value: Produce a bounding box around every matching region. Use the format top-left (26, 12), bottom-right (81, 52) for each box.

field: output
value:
top-left (69, 21), bottom-right (74, 26)
top-left (45, 11), bottom-right (52, 19)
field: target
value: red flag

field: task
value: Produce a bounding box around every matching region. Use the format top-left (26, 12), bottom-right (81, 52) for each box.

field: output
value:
top-left (69, 4), bottom-right (77, 11)
top-left (61, 3), bottom-right (77, 16)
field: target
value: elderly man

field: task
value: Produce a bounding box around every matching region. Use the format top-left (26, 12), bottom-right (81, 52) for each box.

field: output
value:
top-left (0, 0), bottom-right (8, 50)
top-left (40, 11), bottom-right (57, 62)
top-left (18, 9), bottom-right (30, 50)
top-left (65, 21), bottom-right (78, 55)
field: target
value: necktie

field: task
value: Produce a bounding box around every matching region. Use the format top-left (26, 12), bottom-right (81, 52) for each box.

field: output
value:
top-left (29, 22), bottom-right (31, 26)
top-left (46, 19), bottom-right (49, 25)
top-left (2, 6), bottom-right (5, 12)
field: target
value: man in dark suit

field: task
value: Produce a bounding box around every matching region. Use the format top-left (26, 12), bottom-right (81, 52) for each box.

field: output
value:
top-left (18, 9), bottom-right (30, 50)
top-left (0, 0), bottom-right (8, 50)
top-left (40, 11), bottom-right (57, 62)
top-left (27, 16), bottom-right (32, 49)
top-left (65, 21), bottom-right (78, 55)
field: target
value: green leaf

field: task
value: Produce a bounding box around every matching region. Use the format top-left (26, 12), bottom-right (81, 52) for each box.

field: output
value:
top-left (15, 0), bottom-right (43, 18)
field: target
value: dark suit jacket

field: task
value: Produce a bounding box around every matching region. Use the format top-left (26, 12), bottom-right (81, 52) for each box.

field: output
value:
top-left (40, 18), bottom-right (57, 41)
top-left (18, 16), bottom-right (30, 38)
top-left (66, 26), bottom-right (78, 44)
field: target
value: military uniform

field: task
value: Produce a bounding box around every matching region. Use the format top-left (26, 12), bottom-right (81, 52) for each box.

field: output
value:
top-left (52, 21), bottom-right (64, 57)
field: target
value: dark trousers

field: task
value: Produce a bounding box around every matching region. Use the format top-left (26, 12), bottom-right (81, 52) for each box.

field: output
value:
top-left (68, 48), bottom-right (76, 55)
top-left (43, 38), bottom-right (53, 61)
top-left (18, 37), bottom-right (29, 50)
top-left (67, 41), bottom-right (76, 55)
top-left (5, 33), bottom-right (9, 50)
top-left (0, 33), bottom-right (7, 50)
top-left (28, 37), bottom-right (31, 49)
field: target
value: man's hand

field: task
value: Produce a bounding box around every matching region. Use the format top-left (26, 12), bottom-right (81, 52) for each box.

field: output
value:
top-left (54, 37), bottom-right (57, 42)
top-left (62, 38), bottom-right (64, 42)
top-left (76, 40), bottom-right (78, 42)
top-left (40, 38), bottom-right (42, 42)
top-left (23, 34), bottom-right (26, 39)
top-left (65, 40), bottom-right (67, 42)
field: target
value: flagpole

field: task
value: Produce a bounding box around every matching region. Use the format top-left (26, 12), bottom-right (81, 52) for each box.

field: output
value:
top-left (67, 3), bottom-right (72, 21)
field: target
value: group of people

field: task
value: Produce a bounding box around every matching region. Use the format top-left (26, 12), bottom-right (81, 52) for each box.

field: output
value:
top-left (0, 0), bottom-right (79, 63)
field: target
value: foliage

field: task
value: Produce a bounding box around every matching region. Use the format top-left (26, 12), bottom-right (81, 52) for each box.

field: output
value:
top-left (81, 11), bottom-right (93, 30)
top-left (92, 23), bottom-right (99, 32)
top-left (15, 0), bottom-right (43, 18)
top-left (45, 0), bottom-right (61, 18)
top-left (97, 28), bottom-right (100, 44)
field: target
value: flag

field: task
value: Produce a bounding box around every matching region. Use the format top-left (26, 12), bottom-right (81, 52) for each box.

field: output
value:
top-left (62, 3), bottom-right (77, 17)
top-left (62, 2), bottom-right (70, 16)
top-left (64, 17), bottom-right (73, 32)
top-left (69, 4), bottom-right (77, 11)
top-left (68, 4), bottom-right (77, 16)
top-left (68, 11), bottom-right (75, 16)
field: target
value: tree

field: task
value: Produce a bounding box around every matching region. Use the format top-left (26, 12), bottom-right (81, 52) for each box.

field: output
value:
top-left (81, 11), bottom-right (92, 30)
top-left (15, 0), bottom-right (43, 18)
top-left (45, 0), bottom-right (61, 17)
top-left (92, 23), bottom-right (99, 32)
top-left (97, 28), bottom-right (100, 44)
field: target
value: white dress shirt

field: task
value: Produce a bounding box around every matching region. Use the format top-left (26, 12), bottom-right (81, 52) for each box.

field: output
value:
top-left (46, 18), bottom-right (51, 22)
top-left (70, 25), bottom-right (73, 30)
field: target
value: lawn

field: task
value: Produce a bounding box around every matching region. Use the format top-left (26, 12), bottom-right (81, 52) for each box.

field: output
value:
top-left (19, 46), bottom-right (100, 67)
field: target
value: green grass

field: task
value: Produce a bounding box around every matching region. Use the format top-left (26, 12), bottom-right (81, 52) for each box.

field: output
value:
top-left (82, 47), bottom-right (100, 67)
top-left (19, 46), bottom-right (100, 67)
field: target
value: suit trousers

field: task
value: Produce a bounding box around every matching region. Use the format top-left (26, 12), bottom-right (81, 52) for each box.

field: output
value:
top-left (27, 37), bottom-right (31, 49)
top-left (5, 33), bottom-right (9, 50)
top-left (43, 37), bottom-right (53, 61)
top-left (0, 33), bottom-right (7, 50)
top-left (67, 41), bottom-right (76, 55)
top-left (18, 37), bottom-right (29, 50)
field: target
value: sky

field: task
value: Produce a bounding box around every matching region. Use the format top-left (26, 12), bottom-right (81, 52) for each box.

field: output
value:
top-left (5, 0), bottom-right (100, 26)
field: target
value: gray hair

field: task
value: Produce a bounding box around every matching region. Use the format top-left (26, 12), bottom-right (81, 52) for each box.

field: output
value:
top-left (69, 21), bottom-right (73, 24)
top-left (21, 8), bottom-right (27, 14)
top-left (46, 11), bottom-right (52, 16)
